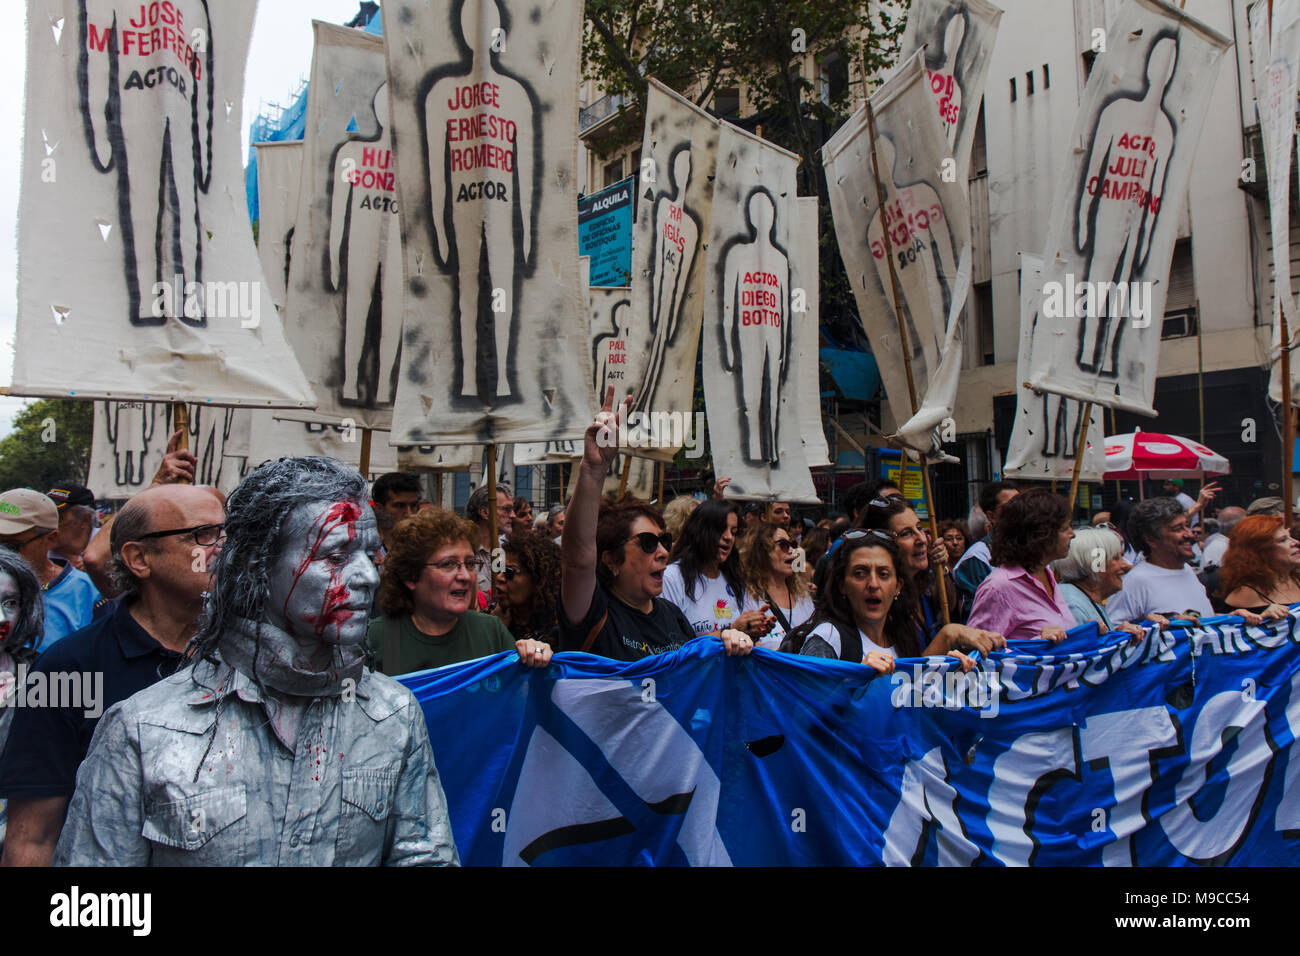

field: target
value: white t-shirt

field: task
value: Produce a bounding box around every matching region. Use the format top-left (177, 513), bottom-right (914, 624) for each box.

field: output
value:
top-left (807, 621), bottom-right (895, 660)
top-left (660, 563), bottom-right (745, 637)
top-left (743, 591), bottom-right (814, 649)
top-left (1106, 560), bottom-right (1212, 624)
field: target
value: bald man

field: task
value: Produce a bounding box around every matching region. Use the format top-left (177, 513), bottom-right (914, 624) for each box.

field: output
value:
top-left (1199, 506), bottom-right (1245, 571)
top-left (0, 484), bottom-right (224, 866)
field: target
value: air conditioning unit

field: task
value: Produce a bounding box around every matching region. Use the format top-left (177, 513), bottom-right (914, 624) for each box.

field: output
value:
top-left (1161, 309), bottom-right (1198, 340)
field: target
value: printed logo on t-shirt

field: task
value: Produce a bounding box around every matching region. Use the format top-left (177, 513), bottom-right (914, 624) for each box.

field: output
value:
top-left (713, 600), bottom-right (733, 622)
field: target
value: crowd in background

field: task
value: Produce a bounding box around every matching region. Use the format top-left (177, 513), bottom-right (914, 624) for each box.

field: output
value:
top-left (1, 394), bottom-right (1299, 864)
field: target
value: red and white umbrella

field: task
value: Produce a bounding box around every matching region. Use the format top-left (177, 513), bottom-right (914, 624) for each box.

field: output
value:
top-left (1103, 430), bottom-right (1231, 481)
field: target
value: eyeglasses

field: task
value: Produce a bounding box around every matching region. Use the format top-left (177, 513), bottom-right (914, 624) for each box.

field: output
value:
top-left (843, 529), bottom-right (895, 544)
top-left (773, 539), bottom-right (795, 553)
top-left (426, 557), bottom-right (486, 573)
top-left (626, 531), bottom-right (673, 554)
top-left (138, 523), bottom-right (225, 547)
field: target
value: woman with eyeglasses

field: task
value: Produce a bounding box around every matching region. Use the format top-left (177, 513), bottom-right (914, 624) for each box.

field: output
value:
top-left (859, 497), bottom-right (959, 636)
top-left (740, 522), bottom-right (813, 649)
top-left (783, 531), bottom-right (1004, 672)
top-left (492, 529), bottom-right (563, 647)
top-left (662, 499), bottom-right (772, 641)
top-left (368, 508), bottom-right (552, 673)
top-left (966, 488), bottom-right (1076, 643)
top-left (558, 389), bottom-right (755, 660)
top-left (937, 520), bottom-right (971, 563)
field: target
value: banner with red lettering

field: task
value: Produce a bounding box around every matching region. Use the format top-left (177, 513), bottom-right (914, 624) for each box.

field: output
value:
top-left (1256, 1), bottom-right (1300, 404)
top-left (14, 0), bottom-right (314, 407)
top-left (823, 51), bottom-right (973, 459)
top-left (383, 0), bottom-right (594, 445)
top-left (899, 0), bottom-right (1003, 184)
top-left (253, 140), bottom-right (303, 313)
top-left (625, 79), bottom-right (722, 462)
top-left (276, 23), bottom-right (396, 429)
top-left (1005, 254), bottom-right (1105, 482)
top-left (1026, 0), bottom-right (1229, 416)
top-left (702, 124), bottom-right (816, 504)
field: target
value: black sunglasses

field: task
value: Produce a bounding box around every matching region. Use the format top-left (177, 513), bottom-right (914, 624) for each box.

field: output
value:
top-left (138, 523), bottom-right (226, 547)
top-left (501, 565), bottom-right (524, 581)
top-left (626, 531), bottom-right (673, 554)
top-left (773, 538), bottom-right (795, 553)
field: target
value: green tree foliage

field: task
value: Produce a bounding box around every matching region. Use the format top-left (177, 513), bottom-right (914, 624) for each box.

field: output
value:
top-left (0, 399), bottom-right (94, 493)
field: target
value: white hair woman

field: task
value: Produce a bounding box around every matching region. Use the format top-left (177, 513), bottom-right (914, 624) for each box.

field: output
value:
top-left (1050, 527), bottom-right (1145, 637)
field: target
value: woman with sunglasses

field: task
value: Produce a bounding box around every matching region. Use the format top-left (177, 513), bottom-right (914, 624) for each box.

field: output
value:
top-left (662, 499), bottom-right (772, 641)
top-left (784, 531), bottom-right (1004, 673)
top-left (369, 508), bottom-right (552, 673)
top-left (740, 522), bottom-right (813, 649)
top-left (558, 389), bottom-right (755, 660)
top-left (859, 497), bottom-right (959, 637)
top-left (492, 529), bottom-right (563, 647)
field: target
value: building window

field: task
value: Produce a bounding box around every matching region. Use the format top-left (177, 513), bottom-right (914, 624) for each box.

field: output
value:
top-left (970, 104), bottom-right (987, 176)
top-left (1026, 70), bottom-right (1034, 95)
top-left (819, 50), bottom-right (849, 104)
top-left (603, 157), bottom-right (623, 187)
top-left (1010, 76), bottom-right (1017, 102)
top-left (1043, 63), bottom-right (1050, 89)
top-left (976, 282), bottom-right (995, 365)
top-left (630, 148), bottom-right (642, 183)
top-left (714, 88), bottom-right (740, 118)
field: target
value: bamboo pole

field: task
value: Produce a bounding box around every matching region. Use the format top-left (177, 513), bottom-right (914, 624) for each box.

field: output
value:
top-left (358, 428), bottom-right (373, 480)
top-left (865, 100), bottom-right (950, 626)
top-left (1067, 402), bottom-right (1093, 514)
top-left (172, 403), bottom-right (192, 484)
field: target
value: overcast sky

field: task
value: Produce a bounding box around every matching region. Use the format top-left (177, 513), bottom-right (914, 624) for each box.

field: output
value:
top-left (0, 0), bottom-right (370, 439)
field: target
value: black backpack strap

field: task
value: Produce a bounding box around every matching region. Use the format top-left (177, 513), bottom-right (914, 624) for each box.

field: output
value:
top-left (764, 592), bottom-right (792, 635)
top-left (836, 623), bottom-right (864, 664)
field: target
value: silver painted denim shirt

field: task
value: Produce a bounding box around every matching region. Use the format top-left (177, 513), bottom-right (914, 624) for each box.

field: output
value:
top-left (53, 652), bottom-right (460, 866)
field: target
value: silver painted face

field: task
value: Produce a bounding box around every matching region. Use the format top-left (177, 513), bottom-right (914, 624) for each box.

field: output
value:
top-left (265, 501), bottom-right (381, 647)
top-left (0, 570), bottom-right (18, 644)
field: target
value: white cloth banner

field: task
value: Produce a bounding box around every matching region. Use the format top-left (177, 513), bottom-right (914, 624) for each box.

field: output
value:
top-left (1005, 255), bottom-right (1105, 481)
top-left (899, 0), bottom-right (1003, 183)
top-left (14, 0), bottom-right (314, 407)
top-left (823, 52), bottom-right (973, 459)
top-left (1256, 1), bottom-right (1300, 403)
top-left (280, 23), bottom-right (397, 429)
top-left (89, 402), bottom-right (251, 498)
top-left (253, 140), bottom-right (303, 312)
top-left (702, 124), bottom-right (816, 504)
top-left (252, 415), bottom-right (477, 476)
top-left (1027, 0), bottom-right (1229, 415)
top-left (793, 197), bottom-right (829, 468)
top-left (626, 79), bottom-right (721, 461)
top-left (385, 0), bottom-right (593, 445)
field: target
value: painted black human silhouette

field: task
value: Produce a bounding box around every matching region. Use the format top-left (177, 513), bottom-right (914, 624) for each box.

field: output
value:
top-left (422, 0), bottom-right (541, 401)
top-left (78, 0), bottom-right (214, 326)
top-left (329, 82), bottom-right (402, 405)
top-left (720, 190), bottom-right (790, 465)
top-left (1073, 34), bottom-right (1177, 376)
top-left (635, 146), bottom-right (700, 413)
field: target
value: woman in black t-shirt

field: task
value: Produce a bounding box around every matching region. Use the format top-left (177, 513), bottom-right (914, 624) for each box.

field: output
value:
top-left (557, 389), bottom-right (757, 662)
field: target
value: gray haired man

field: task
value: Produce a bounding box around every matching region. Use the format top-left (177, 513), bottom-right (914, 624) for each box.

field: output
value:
top-left (53, 457), bottom-right (458, 866)
top-left (1107, 497), bottom-right (1213, 625)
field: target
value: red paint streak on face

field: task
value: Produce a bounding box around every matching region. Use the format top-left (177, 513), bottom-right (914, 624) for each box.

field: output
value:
top-left (284, 501), bottom-right (362, 641)
top-left (0, 622), bottom-right (10, 642)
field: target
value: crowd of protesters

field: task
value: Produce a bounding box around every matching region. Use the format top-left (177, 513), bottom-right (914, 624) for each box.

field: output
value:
top-left (1, 390), bottom-right (1299, 865)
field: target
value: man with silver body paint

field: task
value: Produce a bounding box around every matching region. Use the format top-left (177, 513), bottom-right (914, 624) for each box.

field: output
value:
top-left (54, 457), bottom-right (459, 866)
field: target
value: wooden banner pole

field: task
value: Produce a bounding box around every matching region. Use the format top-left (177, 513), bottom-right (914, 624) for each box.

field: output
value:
top-left (865, 100), bottom-right (950, 626)
top-left (486, 445), bottom-right (500, 546)
top-left (1067, 402), bottom-right (1093, 514)
top-left (358, 428), bottom-right (373, 480)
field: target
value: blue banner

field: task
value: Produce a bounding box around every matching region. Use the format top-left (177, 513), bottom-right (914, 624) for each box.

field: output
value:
top-left (578, 176), bottom-right (634, 286)
top-left (402, 612), bottom-right (1300, 865)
